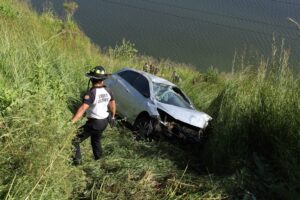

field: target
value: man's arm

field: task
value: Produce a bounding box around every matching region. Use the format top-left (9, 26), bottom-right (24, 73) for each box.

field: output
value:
top-left (71, 103), bottom-right (90, 123)
top-left (108, 100), bottom-right (116, 119)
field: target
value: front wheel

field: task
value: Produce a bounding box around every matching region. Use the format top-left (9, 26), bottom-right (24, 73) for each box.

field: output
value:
top-left (134, 116), bottom-right (154, 141)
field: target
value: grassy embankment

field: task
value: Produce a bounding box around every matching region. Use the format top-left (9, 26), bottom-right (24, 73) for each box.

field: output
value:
top-left (0, 1), bottom-right (299, 199)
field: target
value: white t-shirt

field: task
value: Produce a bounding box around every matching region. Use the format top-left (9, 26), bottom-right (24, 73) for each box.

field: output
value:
top-left (83, 86), bottom-right (114, 119)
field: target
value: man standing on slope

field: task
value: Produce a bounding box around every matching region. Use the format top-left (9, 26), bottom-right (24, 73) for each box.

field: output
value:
top-left (71, 66), bottom-right (116, 165)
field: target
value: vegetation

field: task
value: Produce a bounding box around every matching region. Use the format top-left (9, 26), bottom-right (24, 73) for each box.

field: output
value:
top-left (63, 1), bottom-right (78, 21)
top-left (109, 38), bottom-right (139, 60)
top-left (0, 1), bottom-right (299, 199)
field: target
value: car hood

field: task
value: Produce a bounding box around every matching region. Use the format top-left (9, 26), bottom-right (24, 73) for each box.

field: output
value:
top-left (156, 102), bottom-right (212, 129)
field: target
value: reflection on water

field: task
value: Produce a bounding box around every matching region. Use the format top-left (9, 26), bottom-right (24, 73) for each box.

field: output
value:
top-left (30, 0), bottom-right (300, 71)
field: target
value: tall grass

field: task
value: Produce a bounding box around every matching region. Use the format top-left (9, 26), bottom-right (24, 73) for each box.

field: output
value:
top-left (0, 1), bottom-right (98, 199)
top-left (0, 1), bottom-right (299, 199)
top-left (200, 43), bottom-right (300, 199)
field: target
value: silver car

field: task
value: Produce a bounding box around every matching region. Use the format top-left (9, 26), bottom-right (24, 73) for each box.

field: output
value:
top-left (105, 68), bottom-right (212, 142)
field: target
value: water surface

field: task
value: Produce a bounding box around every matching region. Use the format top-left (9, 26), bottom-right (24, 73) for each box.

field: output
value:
top-left (30, 0), bottom-right (300, 71)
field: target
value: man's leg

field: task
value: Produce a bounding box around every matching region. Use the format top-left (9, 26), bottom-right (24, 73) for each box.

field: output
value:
top-left (90, 131), bottom-right (102, 160)
top-left (90, 118), bottom-right (108, 160)
top-left (72, 126), bottom-right (91, 164)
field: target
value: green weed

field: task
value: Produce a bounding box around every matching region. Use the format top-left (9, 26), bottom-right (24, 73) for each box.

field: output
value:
top-left (0, 4), bottom-right (19, 19)
top-left (109, 39), bottom-right (138, 60)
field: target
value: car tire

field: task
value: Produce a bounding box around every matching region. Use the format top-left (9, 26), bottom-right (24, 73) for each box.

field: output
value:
top-left (134, 116), bottom-right (154, 141)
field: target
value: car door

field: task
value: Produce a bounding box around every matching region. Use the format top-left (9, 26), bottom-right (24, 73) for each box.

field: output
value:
top-left (117, 70), bottom-right (151, 122)
top-left (105, 74), bottom-right (130, 118)
top-left (128, 74), bottom-right (151, 119)
top-left (111, 70), bottom-right (140, 120)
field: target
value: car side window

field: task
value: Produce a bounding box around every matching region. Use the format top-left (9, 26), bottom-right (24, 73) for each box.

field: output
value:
top-left (132, 75), bottom-right (150, 98)
top-left (118, 70), bottom-right (150, 98)
top-left (118, 71), bottom-right (140, 85)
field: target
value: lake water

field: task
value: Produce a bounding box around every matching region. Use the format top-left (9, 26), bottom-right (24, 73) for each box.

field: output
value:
top-left (30, 0), bottom-right (300, 71)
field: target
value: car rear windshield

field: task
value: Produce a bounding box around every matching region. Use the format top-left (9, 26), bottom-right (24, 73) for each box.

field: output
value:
top-left (153, 82), bottom-right (192, 109)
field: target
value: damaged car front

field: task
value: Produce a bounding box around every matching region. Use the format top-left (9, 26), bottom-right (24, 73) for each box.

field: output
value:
top-left (151, 81), bottom-right (212, 142)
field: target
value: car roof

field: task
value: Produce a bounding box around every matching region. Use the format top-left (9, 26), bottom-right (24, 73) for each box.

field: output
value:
top-left (117, 67), bottom-right (176, 86)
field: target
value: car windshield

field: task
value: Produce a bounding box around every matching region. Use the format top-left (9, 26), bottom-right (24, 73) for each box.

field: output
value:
top-left (153, 82), bottom-right (192, 109)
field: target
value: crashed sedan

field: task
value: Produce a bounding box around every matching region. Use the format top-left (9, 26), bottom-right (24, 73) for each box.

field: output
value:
top-left (105, 68), bottom-right (212, 142)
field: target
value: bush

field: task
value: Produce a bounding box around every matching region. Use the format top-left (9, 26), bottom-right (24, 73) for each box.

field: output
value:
top-left (109, 39), bottom-right (138, 60)
top-left (203, 66), bottom-right (219, 83)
